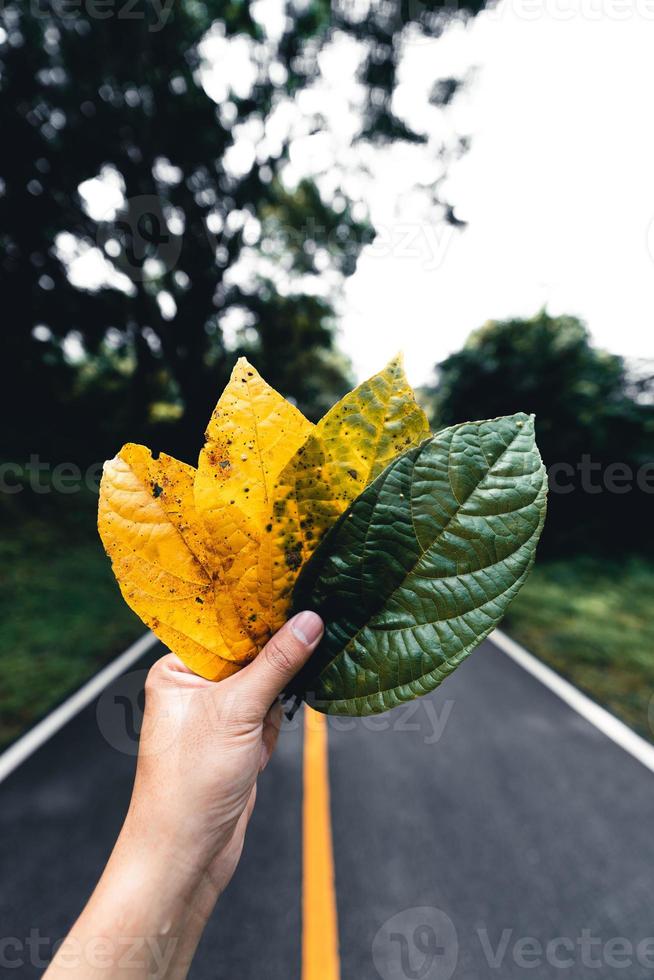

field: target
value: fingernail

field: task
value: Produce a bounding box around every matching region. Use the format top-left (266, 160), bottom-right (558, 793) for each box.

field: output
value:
top-left (291, 610), bottom-right (323, 646)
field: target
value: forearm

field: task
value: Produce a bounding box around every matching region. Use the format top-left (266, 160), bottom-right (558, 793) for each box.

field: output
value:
top-left (45, 617), bottom-right (321, 978)
top-left (44, 817), bottom-right (220, 979)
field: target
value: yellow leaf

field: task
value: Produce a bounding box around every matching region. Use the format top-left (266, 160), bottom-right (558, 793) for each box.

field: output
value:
top-left (270, 354), bottom-right (431, 610)
top-left (98, 443), bottom-right (246, 680)
top-left (99, 356), bottom-right (429, 680)
top-left (194, 357), bottom-right (313, 647)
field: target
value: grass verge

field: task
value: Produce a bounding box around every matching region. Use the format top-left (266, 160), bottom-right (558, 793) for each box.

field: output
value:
top-left (504, 556), bottom-right (654, 743)
top-left (0, 492), bottom-right (142, 748)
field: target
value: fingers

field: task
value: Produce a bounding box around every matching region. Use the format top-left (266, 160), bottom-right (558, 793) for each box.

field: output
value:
top-left (235, 611), bottom-right (324, 719)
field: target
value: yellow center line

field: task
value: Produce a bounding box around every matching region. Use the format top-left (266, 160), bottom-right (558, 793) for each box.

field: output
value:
top-left (302, 706), bottom-right (341, 980)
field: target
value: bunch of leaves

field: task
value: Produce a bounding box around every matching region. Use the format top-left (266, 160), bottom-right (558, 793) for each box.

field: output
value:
top-left (99, 356), bottom-right (547, 715)
top-left (98, 356), bottom-right (429, 678)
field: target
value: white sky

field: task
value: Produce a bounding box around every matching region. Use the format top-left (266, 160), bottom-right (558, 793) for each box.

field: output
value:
top-left (339, 2), bottom-right (654, 384)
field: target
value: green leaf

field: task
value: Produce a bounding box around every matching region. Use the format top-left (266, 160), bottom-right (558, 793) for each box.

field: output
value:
top-left (288, 413), bottom-right (548, 715)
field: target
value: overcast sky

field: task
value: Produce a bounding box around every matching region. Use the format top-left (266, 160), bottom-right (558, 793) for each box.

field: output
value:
top-left (68, 1), bottom-right (654, 386)
top-left (338, 3), bottom-right (654, 383)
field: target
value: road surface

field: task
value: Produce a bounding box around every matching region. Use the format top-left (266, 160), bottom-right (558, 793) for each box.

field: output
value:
top-left (1, 637), bottom-right (653, 979)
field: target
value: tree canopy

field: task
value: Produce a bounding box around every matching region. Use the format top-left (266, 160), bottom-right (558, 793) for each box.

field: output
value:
top-left (0, 0), bottom-right (485, 463)
top-left (425, 311), bottom-right (654, 555)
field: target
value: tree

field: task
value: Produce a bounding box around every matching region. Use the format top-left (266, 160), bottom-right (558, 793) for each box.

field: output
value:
top-left (0, 0), bottom-right (486, 464)
top-left (424, 311), bottom-right (654, 555)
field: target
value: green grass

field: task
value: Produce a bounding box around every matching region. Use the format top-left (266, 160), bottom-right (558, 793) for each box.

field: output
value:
top-left (0, 492), bottom-right (142, 748)
top-left (504, 556), bottom-right (654, 742)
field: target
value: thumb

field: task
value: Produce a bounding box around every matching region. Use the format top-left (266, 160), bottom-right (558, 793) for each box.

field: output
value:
top-left (235, 611), bottom-right (324, 718)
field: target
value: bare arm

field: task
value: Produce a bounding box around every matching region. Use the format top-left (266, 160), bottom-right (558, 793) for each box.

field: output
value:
top-left (45, 611), bottom-right (323, 979)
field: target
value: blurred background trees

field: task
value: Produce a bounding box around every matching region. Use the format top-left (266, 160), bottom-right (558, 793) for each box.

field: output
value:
top-left (423, 311), bottom-right (654, 556)
top-left (0, 0), bottom-right (484, 464)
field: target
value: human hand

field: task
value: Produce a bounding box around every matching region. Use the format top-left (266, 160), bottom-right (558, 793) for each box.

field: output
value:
top-left (45, 610), bottom-right (323, 980)
top-left (123, 609), bottom-right (324, 891)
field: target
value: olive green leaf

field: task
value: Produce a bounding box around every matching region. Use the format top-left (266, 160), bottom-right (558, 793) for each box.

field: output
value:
top-left (288, 413), bottom-right (547, 716)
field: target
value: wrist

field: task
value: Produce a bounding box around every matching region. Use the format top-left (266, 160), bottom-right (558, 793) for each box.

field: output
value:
top-left (46, 828), bottom-right (220, 979)
top-left (115, 812), bottom-right (223, 918)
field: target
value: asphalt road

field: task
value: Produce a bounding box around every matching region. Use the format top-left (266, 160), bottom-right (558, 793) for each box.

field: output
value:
top-left (1, 637), bottom-right (653, 979)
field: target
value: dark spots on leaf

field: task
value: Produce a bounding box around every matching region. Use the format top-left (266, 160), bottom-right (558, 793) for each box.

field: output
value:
top-left (284, 543), bottom-right (302, 571)
top-left (195, 596), bottom-right (204, 604)
top-left (219, 459), bottom-right (230, 469)
top-left (248, 613), bottom-right (257, 621)
top-left (347, 469), bottom-right (358, 480)
top-left (265, 523), bottom-right (272, 532)
top-left (152, 483), bottom-right (163, 498)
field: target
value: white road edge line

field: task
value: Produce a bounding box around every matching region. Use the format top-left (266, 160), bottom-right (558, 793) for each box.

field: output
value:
top-left (0, 631), bottom-right (158, 786)
top-left (491, 628), bottom-right (654, 775)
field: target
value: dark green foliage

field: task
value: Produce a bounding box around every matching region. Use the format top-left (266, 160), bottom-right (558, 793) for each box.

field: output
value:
top-left (289, 414), bottom-right (547, 715)
top-left (0, 0), bottom-right (485, 467)
top-left (423, 312), bottom-right (654, 556)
